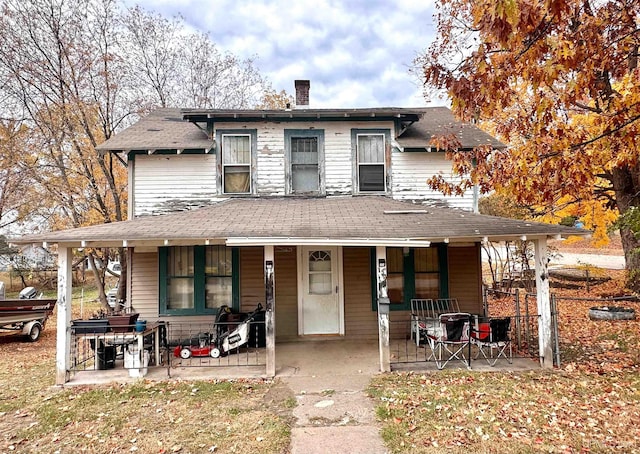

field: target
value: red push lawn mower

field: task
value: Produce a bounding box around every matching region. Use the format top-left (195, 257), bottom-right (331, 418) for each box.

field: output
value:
top-left (173, 303), bottom-right (264, 359)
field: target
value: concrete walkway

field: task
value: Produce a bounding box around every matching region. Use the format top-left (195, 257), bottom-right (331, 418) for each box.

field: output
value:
top-left (276, 341), bottom-right (388, 454)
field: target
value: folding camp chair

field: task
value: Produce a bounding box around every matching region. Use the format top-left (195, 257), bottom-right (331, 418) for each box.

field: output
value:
top-left (426, 312), bottom-right (472, 370)
top-left (471, 317), bottom-right (512, 366)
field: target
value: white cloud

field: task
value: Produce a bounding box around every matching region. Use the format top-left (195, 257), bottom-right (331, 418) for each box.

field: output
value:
top-left (122, 0), bottom-right (443, 107)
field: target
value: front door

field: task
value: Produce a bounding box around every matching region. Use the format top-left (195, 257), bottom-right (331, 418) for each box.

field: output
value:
top-left (298, 246), bottom-right (343, 335)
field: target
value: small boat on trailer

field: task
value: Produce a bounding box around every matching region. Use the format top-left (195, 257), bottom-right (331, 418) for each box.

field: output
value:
top-left (0, 287), bottom-right (57, 342)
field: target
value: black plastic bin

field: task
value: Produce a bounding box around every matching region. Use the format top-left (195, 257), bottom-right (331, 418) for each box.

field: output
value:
top-left (97, 344), bottom-right (116, 370)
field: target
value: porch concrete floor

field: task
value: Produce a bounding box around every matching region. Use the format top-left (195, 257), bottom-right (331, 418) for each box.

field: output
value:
top-left (64, 338), bottom-right (540, 386)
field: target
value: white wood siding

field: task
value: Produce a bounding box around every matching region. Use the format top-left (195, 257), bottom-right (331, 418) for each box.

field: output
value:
top-left (391, 152), bottom-right (473, 209)
top-left (131, 123), bottom-right (474, 216)
top-left (214, 120), bottom-right (394, 196)
top-left (255, 124), bottom-right (286, 195)
top-left (134, 154), bottom-right (217, 216)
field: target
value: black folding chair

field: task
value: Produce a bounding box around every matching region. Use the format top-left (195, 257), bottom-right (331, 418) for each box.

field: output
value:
top-left (471, 317), bottom-right (512, 366)
top-left (426, 312), bottom-right (472, 370)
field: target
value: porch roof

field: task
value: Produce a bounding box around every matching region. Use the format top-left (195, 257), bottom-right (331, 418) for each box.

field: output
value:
top-left (12, 196), bottom-right (588, 248)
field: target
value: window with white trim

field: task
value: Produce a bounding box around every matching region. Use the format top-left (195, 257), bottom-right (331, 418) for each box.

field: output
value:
top-left (285, 129), bottom-right (325, 195)
top-left (222, 134), bottom-right (251, 194)
top-left (357, 134), bottom-right (385, 192)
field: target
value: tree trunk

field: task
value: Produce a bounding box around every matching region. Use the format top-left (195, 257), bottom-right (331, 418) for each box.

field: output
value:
top-left (611, 164), bottom-right (640, 293)
top-left (87, 253), bottom-right (111, 312)
top-left (116, 248), bottom-right (127, 311)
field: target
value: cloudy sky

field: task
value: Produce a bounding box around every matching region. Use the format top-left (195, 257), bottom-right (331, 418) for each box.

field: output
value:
top-left (122, 0), bottom-right (443, 108)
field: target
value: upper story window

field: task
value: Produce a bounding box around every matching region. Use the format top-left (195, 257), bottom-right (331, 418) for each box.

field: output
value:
top-left (222, 135), bottom-right (251, 193)
top-left (351, 129), bottom-right (391, 194)
top-left (357, 134), bottom-right (385, 192)
top-left (291, 137), bottom-right (319, 193)
top-left (216, 129), bottom-right (257, 195)
top-left (285, 129), bottom-right (325, 195)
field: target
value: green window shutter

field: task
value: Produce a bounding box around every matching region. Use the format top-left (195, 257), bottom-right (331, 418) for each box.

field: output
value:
top-left (159, 247), bottom-right (168, 313)
top-left (232, 247), bottom-right (240, 311)
top-left (402, 249), bottom-right (415, 310)
top-left (438, 243), bottom-right (449, 298)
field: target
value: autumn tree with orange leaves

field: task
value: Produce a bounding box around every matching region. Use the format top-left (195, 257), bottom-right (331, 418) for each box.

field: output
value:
top-left (419, 0), bottom-right (640, 291)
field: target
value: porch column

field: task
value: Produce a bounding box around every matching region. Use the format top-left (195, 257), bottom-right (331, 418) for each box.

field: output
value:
top-left (376, 246), bottom-right (390, 373)
top-left (264, 245), bottom-right (276, 377)
top-left (534, 238), bottom-right (553, 368)
top-left (56, 246), bottom-right (73, 385)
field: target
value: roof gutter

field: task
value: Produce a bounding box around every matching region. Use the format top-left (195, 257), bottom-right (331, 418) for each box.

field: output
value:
top-left (225, 237), bottom-right (432, 247)
top-left (12, 232), bottom-right (588, 249)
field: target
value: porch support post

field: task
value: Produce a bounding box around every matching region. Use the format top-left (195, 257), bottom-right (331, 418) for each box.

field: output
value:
top-left (534, 238), bottom-right (553, 368)
top-left (264, 245), bottom-right (276, 377)
top-left (376, 246), bottom-right (390, 373)
top-left (56, 246), bottom-right (73, 385)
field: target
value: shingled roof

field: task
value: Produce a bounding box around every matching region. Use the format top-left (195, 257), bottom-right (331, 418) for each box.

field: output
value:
top-left (396, 107), bottom-right (505, 150)
top-left (95, 106), bottom-right (503, 153)
top-left (13, 197), bottom-right (587, 248)
top-left (95, 108), bottom-right (213, 153)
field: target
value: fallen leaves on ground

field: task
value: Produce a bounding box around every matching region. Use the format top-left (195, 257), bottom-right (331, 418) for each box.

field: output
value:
top-left (0, 300), bottom-right (291, 453)
top-left (371, 269), bottom-right (640, 453)
top-left (369, 369), bottom-right (640, 453)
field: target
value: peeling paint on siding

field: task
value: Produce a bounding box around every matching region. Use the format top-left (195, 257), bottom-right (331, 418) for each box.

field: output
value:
top-left (132, 121), bottom-right (471, 216)
top-left (134, 154), bottom-right (217, 216)
top-left (392, 152), bottom-right (473, 210)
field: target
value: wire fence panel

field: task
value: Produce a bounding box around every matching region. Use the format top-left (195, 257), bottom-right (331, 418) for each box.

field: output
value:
top-left (69, 319), bottom-right (267, 377)
top-left (165, 320), bottom-right (266, 369)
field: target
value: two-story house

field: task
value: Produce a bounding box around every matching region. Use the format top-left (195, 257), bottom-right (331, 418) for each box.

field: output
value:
top-left (15, 81), bottom-right (584, 384)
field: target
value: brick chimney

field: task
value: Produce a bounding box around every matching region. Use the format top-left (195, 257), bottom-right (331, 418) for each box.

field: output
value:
top-left (294, 80), bottom-right (310, 108)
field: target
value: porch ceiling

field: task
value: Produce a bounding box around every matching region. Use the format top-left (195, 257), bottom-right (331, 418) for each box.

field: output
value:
top-left (11, 196), bottom-right (588, 248)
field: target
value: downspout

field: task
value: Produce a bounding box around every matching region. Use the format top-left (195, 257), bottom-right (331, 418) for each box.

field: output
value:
top-left (472, 157), bottom-right (479, 214)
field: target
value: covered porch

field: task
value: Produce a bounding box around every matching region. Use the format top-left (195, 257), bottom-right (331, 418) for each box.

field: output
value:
top-left (11, 196), bottom-right (587, 385)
